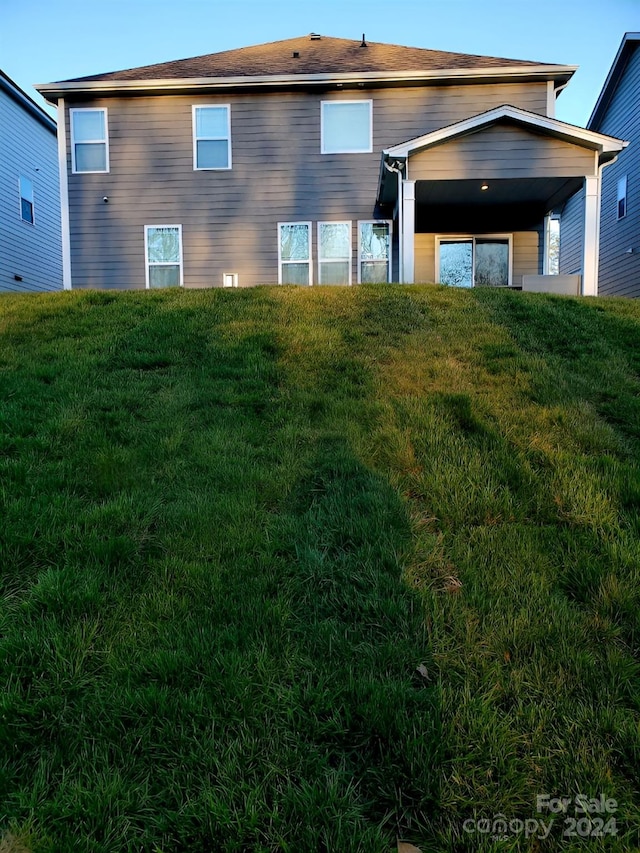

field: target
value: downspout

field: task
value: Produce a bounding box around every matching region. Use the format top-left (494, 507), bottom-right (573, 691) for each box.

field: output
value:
top-left (384, 159), bottom-right (405, 282)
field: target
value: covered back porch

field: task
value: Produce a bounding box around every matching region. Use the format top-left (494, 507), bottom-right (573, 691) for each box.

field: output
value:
top-left (377, 106), bottom-right (626, 295)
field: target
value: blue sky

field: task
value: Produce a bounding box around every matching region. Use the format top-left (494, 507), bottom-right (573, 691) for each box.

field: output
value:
top-left (2, 0), bottom-right (638, 125)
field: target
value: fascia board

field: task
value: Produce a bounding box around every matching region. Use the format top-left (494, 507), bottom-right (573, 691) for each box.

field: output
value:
top-left (35, 64), bottom-right (576, 101)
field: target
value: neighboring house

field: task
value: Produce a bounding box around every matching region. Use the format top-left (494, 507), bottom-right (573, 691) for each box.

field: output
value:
top-left (36, 35), bottom-right (626, 294)
top-left (0, 70), bottom-right (63, 292)
top-left (560, 33), bottom-right (639, 297)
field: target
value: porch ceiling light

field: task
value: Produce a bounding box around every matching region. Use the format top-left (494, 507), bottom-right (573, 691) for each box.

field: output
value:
top-left (481, 183), bottom-right (489, 191)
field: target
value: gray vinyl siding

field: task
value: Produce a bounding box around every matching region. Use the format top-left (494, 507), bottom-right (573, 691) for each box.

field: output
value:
top-left (594, 45), bottom-right (640, 297)
top-left (415, 231), bottom-right (539, 285)
top-left (0, 89), bottom-right (62, 292)
top-left (64, 81), bottom-right (549, 289)
top-left (408, 125), bottom-right (596, 181)
top-left (559, 188), bottom-right (584, 276)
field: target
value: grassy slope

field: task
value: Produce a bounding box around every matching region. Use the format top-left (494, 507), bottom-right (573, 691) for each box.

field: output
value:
top-left (0, 285), bottom-right (638, 852)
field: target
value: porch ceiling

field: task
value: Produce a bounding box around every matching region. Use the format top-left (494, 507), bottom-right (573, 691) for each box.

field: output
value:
top-left (416, 176), bottom-right (582, 207)
top-left (414, 176), bottom-right (583, 232)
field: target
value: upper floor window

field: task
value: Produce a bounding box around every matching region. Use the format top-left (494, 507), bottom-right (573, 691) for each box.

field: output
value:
top-left (70, 108), bottom-right (109, 173)
top-left (193, 105), bottom-right (231, 170)
top-left (19, 176), bottom-right (34, 224)
top-left (321, 101), bottom-right (372, 154)
top-left (617, 175), bottom-right (627, 219)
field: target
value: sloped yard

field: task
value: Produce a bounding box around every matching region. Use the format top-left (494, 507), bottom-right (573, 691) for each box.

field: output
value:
top-left (0, 285), bottom-right (639, 851)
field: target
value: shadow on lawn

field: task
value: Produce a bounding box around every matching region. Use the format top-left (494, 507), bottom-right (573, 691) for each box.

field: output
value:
top-left (0, 288), bottom-right (441, 852)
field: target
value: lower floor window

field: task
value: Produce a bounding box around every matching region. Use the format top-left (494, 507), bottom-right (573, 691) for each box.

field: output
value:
top-left (359, 221), bottom-right (391, 282)
top-left (145, 225), bottom-right (183, 288)
top-left (318, 221), bottom-right (351, 285)
top-left (545, 217), bottom-right (560, 275)
top-left (437, 236), bottom-right (511, 288)
top-left (279, 222), bottom-right (312, 285)
top-left (278, 220), bottom-right (391, 286)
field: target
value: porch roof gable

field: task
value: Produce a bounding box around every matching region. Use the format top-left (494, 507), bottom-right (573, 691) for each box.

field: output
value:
top-left (384, 105), bottom-right (627, 160)
top-left (378, 105), bottom-right (627, 206)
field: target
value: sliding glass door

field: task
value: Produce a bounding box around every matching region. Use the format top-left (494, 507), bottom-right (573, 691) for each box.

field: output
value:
top-left (438, 237), bottom-right (511, 288)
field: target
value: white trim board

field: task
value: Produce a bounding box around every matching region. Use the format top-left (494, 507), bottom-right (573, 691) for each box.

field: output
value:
top-left (57, 99), bottom-right (73, 290)
top-left (36, 64), bottom-right (577, 100)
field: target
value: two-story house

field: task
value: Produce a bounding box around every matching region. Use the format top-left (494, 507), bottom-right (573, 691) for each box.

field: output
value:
top-left (1, 69), bottom-right (63, 292)
top-left (36, 34), bottom-right (626, 294)
top-left (560, 32), bottom-right (639, 298)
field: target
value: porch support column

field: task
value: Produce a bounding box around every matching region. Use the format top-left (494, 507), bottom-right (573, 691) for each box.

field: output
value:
top-left (582, 174), bottom-right (600, 296)
top-left (401, 180), bottom-right (416, 284)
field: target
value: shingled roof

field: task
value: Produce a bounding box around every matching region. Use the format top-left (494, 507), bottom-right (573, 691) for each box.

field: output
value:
top-left (58, 34), bottom-right (556, 83)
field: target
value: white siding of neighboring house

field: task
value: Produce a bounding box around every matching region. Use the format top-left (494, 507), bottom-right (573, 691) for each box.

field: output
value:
top-left (0, 85), bottom-right (63, 292)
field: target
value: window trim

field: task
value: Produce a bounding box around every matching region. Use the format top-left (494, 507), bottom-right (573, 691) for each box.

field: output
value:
top-left (318, 221), bottom-right (353, 285)
top-left (278, 221), bottom-right (312, 285)
top-left (357, 220), bottom-right (392, 283)
top-left (70, 108), bottom-right (109, 174)
top-left (617, 175), bottom-right (627, 220)
top-left (435, 234), bottom-right (513, 288)
top-left (321, 100), bottom-right (373, 154)
top-left (19, 175), bottom-right (35, 225)
top-left (144, 224), bottom-right (184, 289)
top-left (192, 104), bottom-right (232, 171)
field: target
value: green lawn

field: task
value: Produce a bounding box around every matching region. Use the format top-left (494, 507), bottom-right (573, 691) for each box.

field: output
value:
top-left (0, 285), bottom-right (639, 852)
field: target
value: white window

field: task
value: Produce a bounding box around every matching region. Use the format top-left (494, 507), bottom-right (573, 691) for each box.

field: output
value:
top-left (145, 225), bottom-right (183, 289)
top-left (19, 176), bottom-right (34, 224)
top-left (544, 216), bottom-right (560, 275)
top-left (321, 101), bottom-right (372, 154)
top-left (358, 221), bottom-right (391, 282)
top-left (193, 105), bottom-right (231, 170)
top-left (70, 108), bottom-right (109, 173)
top-left (318, 222), bottom-right (352, 285)
top-left (278, 222), bottom-right (312, 285)
top-left (617, 175), bottom-right (627, 219)
top-left (436, 235), bottom-right (512, 288)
